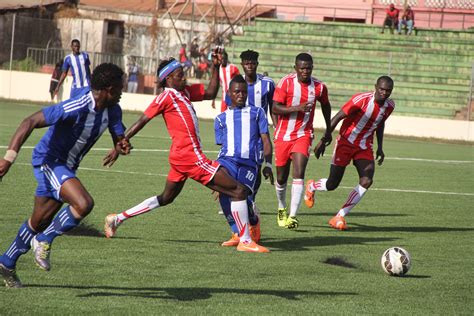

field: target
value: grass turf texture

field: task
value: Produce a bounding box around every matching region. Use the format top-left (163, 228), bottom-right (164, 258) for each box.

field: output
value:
top-left (0, 100), bottom-right (473, 314)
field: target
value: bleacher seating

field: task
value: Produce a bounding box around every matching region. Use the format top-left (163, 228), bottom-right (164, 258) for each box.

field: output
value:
top-left (229, 18), bottom-right (474, 119)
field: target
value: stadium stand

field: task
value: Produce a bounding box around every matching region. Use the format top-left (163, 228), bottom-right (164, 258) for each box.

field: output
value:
top-left (229, 18), bottom-right (474, 119)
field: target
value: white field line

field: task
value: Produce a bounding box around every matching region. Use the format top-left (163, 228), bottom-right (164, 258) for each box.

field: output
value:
top-left (11, 162), bottom-right (474, 197)
top-left (1, 146), bottom-right (473, 163)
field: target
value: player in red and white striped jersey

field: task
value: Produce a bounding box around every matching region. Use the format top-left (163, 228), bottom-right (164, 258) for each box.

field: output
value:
top-left (213, 51), bottom-right (240, 112)
top-left (305, 76), bottom-right (395, 230)
top-left (272, 53), bottom-right (332, 229)
top-left (103, 54), bottom-right (269, 253)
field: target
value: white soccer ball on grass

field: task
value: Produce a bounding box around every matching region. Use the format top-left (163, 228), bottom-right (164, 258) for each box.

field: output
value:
top-left (381, 247), bottom-right (411, 276)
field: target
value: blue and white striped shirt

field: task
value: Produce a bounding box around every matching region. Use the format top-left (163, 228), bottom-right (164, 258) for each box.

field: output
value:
top-left (215, 105), bottom-right (269, 167)
top-left (62, 52), bottom-right (91, 89)
top-left (32, 92), bottom-right (125, 170)
top-left (225, 74), bottom-right (275, 116)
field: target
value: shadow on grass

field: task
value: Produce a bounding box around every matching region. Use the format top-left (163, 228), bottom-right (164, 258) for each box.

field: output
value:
top-left (349, 223), bottom-right (474, 233)
top-left (262, 236), bottom-right (398, 251)
top-left (26, 284), bottom-right (357, 301)
top-left (259, 211), bottom-right (410, 218)
top-left (65, 223), bottom-right (140, 240)
top-left (401, 275), bottom-right (431, 279)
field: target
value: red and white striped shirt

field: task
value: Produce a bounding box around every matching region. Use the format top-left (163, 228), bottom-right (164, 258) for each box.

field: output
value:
top-left (339, 92), bottom-right (395, 150)
top-left (143, 84), bottom-right (207, 165)
top-left (219, 63), bottom-right (240, 112)
top-left (273, 74), bottom-right (329, 142)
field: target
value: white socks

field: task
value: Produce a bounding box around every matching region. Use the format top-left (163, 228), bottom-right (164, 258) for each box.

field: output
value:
top-left (337, 185), bottom-right (367, 217)
top-left (116, 196), bottom-right (160, 222)
top-left (275, 182), bottom-right (287, 209)
top-left (289, 179), bottom-right (304, 217)
top-left (310, 178), bottom-right (328, 192)
top-left (231, 200), bottom-right (251, 243)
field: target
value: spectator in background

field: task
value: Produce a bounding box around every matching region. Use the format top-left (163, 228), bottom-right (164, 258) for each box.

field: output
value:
top-left (398, 6), bottom-right (415, 35)
top-left (127, 57), bottom-right (140, 93)
top-left (381, 4), bottom-right (399, 34)
top-left (212, 50), bottom-right (240, 112)
top-left (196, 56), bottom-right (209, 79)
top-left (49, 60), bottom-right (63, 100)
top-left (179, 44), bottom-right (192, 76)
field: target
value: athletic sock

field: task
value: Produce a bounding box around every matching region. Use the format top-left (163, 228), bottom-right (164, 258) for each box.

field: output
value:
top-left (35, 206), bottom-right (80, 244)
top-left (337, 184), bottom-right (368, 217)
top-left (231, 200), bottom-right (251, 243)
top-left (289, 178), bottom-right (304, 217)
top-left (247, 198), bottom-right (258, 226)
top-left (311, 178), bottom-right (328, 192)
top-left (0, 221), bottom-right (37, 269)
top-left (116, 196), bottom-right (159, 223)
top-left (219, 194), bottom-right (239, 234)
top-left (275, 181), bottom-right (287, 209)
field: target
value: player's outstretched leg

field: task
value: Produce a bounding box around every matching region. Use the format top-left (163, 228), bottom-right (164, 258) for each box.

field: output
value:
top-left (330, 184), bottom-right (367, 231)
top-left (0, 221), bottom-right (37, 288)
top-left (304, 178), bottom-right (328, 208)
top-left (32, 206), bottom-right (80, 271)
top-left (104, 196), bottom-right (160, 238)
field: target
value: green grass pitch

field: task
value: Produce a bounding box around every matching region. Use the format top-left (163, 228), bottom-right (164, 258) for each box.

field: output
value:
top-left (0, 100), bottom-right (473, 314)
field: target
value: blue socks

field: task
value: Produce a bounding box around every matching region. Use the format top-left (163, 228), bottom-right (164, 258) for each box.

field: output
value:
top-left (0, 221), bottom-right (37, 269)
top-left (35, 206), bottom-right (80, 244)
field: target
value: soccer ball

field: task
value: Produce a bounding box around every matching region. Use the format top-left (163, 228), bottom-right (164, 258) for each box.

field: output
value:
top-left (381, 247), bottom-right (411, 276)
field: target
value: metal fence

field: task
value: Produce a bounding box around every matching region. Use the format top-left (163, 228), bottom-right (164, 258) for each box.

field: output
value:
top-left (25, 47), bottom-right (159, 75)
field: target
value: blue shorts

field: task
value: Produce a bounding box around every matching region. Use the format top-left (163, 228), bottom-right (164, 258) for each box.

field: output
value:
top-left (217, 157), bottom-right (258, 193)
top-left (70, 87), bottom-right (90, 99)
top-left (33, 162), bottom-right (76, 201)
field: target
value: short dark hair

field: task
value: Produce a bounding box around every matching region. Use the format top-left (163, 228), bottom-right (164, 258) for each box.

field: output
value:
top-left (240, 50), bottom-right (259, 61)
top-left (91, 63), bottom-right (124, 90)
top-left (295, 52), bottom-right (313, 64)
top-left (229, 74), bottom-right (247, 89)
top-left (222, 51), bottom-right (228, 59)
top-left (156, 58), bottom-right (176, 88)
top-left (376, 75), bottom-right (394, 87)
top-left (71, 39), bottom-right (80, 45)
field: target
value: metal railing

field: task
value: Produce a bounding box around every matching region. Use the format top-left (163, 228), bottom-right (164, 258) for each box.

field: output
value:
top-left (26, 47), bottom-right (159, 75)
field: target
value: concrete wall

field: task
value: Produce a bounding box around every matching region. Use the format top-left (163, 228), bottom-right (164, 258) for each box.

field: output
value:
top-left (0, 70), bottom-right (472, 142)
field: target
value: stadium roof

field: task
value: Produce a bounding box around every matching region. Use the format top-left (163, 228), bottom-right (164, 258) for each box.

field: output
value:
top-left (78, 0), bottom-right (275, 19)
top-left (0, 0), bottom-right (65, 10)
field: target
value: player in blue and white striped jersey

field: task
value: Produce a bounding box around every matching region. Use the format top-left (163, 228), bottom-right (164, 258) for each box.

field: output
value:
top-left (55, 39), bottom-right (92, 99)
top-left (215, 75), bottom-right (274, 246)
top-left (0, 63), bottom-right (131, 288)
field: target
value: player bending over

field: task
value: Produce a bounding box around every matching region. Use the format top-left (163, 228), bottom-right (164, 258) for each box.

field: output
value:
top-left (103, 54), bottom-right (270, 253)
top-left (304, 76), bottom-right (395, 230)
top-left (215, 75), bottom-right (274, 247)
top-left (0, 63), bottom-right (131, 288)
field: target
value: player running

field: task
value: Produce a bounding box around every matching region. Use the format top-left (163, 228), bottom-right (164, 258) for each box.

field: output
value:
top-left (103, 53), bottom-right (270, 253)
top-left (304, 76), bottom-right (395, 230)
top-left (0, 63), bottom-right (131, 288)
top-left (272, 53), bottom-right (332, 229)
top-left (215, 75), bottom-right (274, 247)
top-left (223, 50), bottom-right (276, 217)
top-left (55, 39), bottom-right (92, 98)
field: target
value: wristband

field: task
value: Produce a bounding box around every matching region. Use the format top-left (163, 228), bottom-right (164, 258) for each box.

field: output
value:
top-left (4, 150), bottom-right (18, 163)
top-left (265, 162), bottom-right (272, 169)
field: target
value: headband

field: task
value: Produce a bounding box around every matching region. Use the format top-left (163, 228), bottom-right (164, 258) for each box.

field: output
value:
top-left (158, 60), bottom-right (181, 82)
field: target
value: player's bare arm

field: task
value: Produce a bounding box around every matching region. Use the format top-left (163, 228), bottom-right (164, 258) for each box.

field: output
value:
top-left (203, 48), bottom-right (222, 100)
top-left (0, 111), bottom-right (48, 178)
top-left (261, 133), bottom-right (274, 185)
top-left (375, 121), bottom-right (385, 166)
top-left (103, 114), bottom-right (150, 167)
top-left (320, 100), bottom-right (333, 145)
top-left (54, 71), bottom-right (68, 96)
top-left (314, 109), bottom-right (347, 159)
